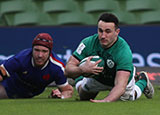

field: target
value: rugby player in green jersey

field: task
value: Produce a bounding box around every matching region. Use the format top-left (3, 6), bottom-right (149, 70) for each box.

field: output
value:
top-left (64, 12), bottom-right (154, 102)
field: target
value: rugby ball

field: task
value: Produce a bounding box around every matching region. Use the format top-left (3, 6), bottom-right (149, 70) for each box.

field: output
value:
top-left (79, 56), bottom-right (105, 77)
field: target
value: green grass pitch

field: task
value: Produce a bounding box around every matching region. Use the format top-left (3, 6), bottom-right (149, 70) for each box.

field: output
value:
top-left (0, 85), bottom-right (160, 115)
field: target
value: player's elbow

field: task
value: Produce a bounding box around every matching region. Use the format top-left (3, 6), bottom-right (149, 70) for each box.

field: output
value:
top-left (64, 69), bottom-right (76, 78)
top-left (64, 69), bottom-right (70, 77)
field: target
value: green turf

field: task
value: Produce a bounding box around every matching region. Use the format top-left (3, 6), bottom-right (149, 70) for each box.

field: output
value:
top-left (0, 86), bottom-right (160, 115)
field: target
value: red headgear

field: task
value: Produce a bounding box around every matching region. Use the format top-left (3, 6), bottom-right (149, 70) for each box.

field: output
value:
top-left (32, 33), bottom-right (53, 51)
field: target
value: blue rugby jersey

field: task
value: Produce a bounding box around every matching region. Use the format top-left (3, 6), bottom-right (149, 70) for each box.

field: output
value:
top-left (1, 48), bottom-right (67, 98)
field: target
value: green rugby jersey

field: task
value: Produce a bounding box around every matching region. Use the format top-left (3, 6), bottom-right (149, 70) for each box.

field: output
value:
top-left (73, 34), bottom-right (134, 86)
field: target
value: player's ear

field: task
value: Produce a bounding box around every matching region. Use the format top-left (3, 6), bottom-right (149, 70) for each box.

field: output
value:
top-left (115, 28), bottom-right (120, 35)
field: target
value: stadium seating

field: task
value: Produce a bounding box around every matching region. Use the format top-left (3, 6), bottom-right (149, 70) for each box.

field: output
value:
top-left (13, 12), bottom-right (39, 26)
top-left (140, 10), bottom-right (160, 24)
top-left (57, 12), bottom-right (94, 25)
top-left (0, 0), bottom-right (160, 26)
top-left (43, 0), bottom-right (79, 13)
top-left (112, 11), bottom-right (138, 25)
top-left (84, 0), bottom-right (118, 13)
top-left (0, 19), bottom-right (5, 26)
top-left (0, 1), bottom-right (26, 26)
top-left (126, 0), bottom-right (158, 12)
top-left (38, 13), bottom-right (58, 26)
top-left (0, 1), bottom-right (25, 16)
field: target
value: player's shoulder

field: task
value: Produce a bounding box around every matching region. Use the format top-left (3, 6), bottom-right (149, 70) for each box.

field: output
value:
top-left (14, 48), bottom-right (32, 59)
top-left (82, 34), bottom-right (98, 42)
top-left (80, 34), bottom-right (99, 48)
top-left (112, 36), bottom-right (131, 52)
top-left (16, 48), bottom-right (32, 56)
top-left (49, 52), bottom-right (65, 70)
top-left (114, 36), bottom-right (132, 59)
top-left (4, 48), bottom-right (32, 66)
top-left (117, 36), bottom-right (129, 46)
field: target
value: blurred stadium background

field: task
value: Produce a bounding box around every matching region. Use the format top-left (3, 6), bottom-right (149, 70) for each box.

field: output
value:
top-left (0, 0), bottom-right (160, 85)
top-left (0, 0), bottom-right (160, 26)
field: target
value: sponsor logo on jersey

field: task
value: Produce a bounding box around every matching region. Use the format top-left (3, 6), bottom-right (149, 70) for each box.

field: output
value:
top-left (76, 43), bottom-right (86, 55)
top-left (42, 74), bottom-right (50, 80)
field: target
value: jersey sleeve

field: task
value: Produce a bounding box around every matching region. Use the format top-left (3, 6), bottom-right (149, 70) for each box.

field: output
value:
top-left (116, 46), bottom-right (133, 72)
top-left (2, 55), bottom-right (22, 77)
top-left (73, 35), bottom-right (95, 61)
top-left (54, 67), bottom-right (68, 86)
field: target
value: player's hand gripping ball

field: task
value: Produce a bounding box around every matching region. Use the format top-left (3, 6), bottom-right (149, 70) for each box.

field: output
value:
top-left (79, 56), bottom-right (105, 77)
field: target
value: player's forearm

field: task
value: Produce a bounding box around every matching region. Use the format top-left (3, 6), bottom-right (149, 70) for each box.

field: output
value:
top-left (61, 90), bottom-right (73, 99)
top-left (103, 85), bottom-right (125, 102)
top-left (59, 84), bottom-right (74, 99)
top-left (61, 86), bottom-right (74, 99)
top-left (64, 65), bottom-right (83, 78)
top-left (103, 71), bottom-right (129, 102)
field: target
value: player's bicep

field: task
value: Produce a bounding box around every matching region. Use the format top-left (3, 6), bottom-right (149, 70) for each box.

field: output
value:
top-left (66, 55), bottom-right (80, 68)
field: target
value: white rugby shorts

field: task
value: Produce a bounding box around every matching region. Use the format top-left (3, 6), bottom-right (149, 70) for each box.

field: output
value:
top-left (75, 67), bottom-right (137, 101)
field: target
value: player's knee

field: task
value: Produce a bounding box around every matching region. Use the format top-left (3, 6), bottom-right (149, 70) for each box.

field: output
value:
top-left (79, 88), bottom-right (97, 101)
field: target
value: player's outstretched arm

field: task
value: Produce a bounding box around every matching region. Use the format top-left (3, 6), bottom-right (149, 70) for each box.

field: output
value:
top-left (49, 84), bottom-right (73, 99)
top-left (60, 84), bottom-right (74, 99)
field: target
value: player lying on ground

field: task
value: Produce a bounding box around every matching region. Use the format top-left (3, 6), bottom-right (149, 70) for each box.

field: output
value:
top-left (0, 33), bottom-right (73, 99)
top-left (64, 12), bottom-right (154, 102)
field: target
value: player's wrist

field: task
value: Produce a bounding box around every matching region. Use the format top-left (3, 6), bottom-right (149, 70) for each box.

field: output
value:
top-left (79, 66), bottom-right (85, 75)
top-left (61, 95), bottom-right (65, 99)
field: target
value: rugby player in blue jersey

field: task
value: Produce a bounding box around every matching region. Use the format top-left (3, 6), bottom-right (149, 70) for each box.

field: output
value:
top-left (0, 33), bottom-right (73, 99)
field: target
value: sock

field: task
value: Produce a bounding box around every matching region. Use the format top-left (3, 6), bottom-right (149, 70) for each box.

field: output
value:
top-left (135, 85), bottom-right (142, 99)
top-left (135, 79), bottom-right (147, 92)
top-left (75, 80), bottom-right (83, 91)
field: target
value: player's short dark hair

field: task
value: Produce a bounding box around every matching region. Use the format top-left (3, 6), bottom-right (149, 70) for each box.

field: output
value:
top-left (98, 12), bottom-right (119, 29)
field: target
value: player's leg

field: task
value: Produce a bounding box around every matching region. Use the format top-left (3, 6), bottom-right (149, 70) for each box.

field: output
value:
top-left (135, 71), bottom-right (154, 99)
top-left (120, 67), bottom-right (142, 101)
top-left (75, 77), bottom-right (98, 100)
top-left (128, 71), bottom-right (154, 100)
top-left (75, 77), bottom-right (112, 100)
top-left (121, 68), bottom-right (154, 101)
top-left (78, 85), bottom-right (98, 100)
top-left (0, 84), bottom-right (8, 98)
